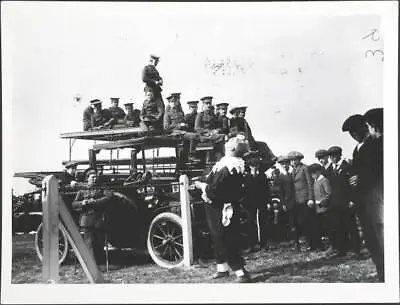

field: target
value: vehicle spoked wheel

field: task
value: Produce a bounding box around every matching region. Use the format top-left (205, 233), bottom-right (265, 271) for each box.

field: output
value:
top-left (147, 212), bottom-right (184, 269)
top-left (34, 222), bottom-right (69, 264)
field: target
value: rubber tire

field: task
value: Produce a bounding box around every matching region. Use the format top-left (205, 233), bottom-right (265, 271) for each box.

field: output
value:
top-left (34, 222), bottom-right (69, 265)
top-left (147, 212), bottom-right (184, 269)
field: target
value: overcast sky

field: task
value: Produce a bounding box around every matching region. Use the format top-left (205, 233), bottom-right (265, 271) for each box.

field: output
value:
top-left (3, 2), bottom-right (387, 191)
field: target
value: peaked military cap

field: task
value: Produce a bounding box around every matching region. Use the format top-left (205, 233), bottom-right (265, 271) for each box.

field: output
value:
top-left (342, 114), bottom-right (365, 132)
top-left (200, 96), bottom-right (213, 102)
top-left (187, 100), bottom-right (199, 106)
top-left (124, 102), bottom-right (134, 107)
top-left (363, 107), bottom-right (383, 132)
top-left (216, 102), bottom-right (229, 108)
top-left (167, 93), bottom-right (181, 100)
top-left (327, 146), bottom-right (342, 156)
top-left (89, 99), bottom-right (102, 105)
top-left (64, 161), bottom-right (79, 169)
top-left (150, 54), bottom-right (160, 60)
top-left (287, 151), bottom-right (304, 160)
top-left (308, 163), bottom-right (324, 173)
top-left (277, 155), bottom-right (290, 163)
top-left (110, 97), bottom-right (120, 101)
top-left (229, 106), bottom-right (247, 115)
top-left (315, 149), bottom-right (328, 158)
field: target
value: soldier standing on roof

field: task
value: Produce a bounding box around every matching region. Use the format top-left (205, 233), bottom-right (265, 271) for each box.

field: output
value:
top-left (142, 54), bottom-right (164, 109)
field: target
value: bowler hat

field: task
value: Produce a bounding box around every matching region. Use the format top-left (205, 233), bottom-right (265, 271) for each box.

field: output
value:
top-left (287, 151), bottom-right (304, 160)
top-left (308, 163), bottom-right (324, 173)
top-left (342, 114), bottom-right (365, 132)
top-left (363, 107), bottom-right (383, 132)
top-left (327, 146), bottom-right (342, 156)
top-left (315, 149), bottom-right (328, 158)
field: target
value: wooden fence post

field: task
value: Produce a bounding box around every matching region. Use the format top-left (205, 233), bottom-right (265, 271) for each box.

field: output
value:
top-left (41, 175), bottom-right (60, 283)
top-left (179, 175), bottom-right (193, 267)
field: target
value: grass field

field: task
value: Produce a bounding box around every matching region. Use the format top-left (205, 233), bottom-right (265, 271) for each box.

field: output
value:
top-left (11, 233), bottom-right (380, 284)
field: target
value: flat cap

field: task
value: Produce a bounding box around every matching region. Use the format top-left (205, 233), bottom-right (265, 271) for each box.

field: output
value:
top-left (277, 155), bottom-right (290, 163)
top-left (327, 146), bottom-right (342, 155)
top-left (315, 149), bottom-right (328, 158)
top-left (342, 114), bottom-right (365, 132)
top-left (287, 151), bottom-right (304, 160)
top-left (363, 107), bottom-right (383, 131)
top-left (216, 102), bottom-right (229, 108)
top-left (64, 161), bottom-right (79, 169)
top-left (89, 99), bottom-right (102, 105)
top-left (200, 96), bottom-right (213, 102)
top-left (308, 163), bottom-right (324, 173)
top-left (150, 54), bottom-right (160, 60)
top-left (187, 100), bottom-right (199, 106)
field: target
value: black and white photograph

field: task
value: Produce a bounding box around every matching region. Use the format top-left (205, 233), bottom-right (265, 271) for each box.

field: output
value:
top-left (1, 1), bottom-right (399, 303)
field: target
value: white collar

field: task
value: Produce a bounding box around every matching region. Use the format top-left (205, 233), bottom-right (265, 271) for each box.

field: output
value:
top-left (324, 161), bottom-right (332, 169)
top-left (336, 158), bottom-right (344, 168)
top-left (212, 156), bottom-right (245, 174)
top-left (316, 174), bottom-right (324, 181)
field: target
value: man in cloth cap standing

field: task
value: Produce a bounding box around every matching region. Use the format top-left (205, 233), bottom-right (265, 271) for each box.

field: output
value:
top-left (342, 111), bottom-right (384, 281)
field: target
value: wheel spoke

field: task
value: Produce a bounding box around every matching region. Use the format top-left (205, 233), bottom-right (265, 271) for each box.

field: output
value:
top-left (154, 243), bottom-right (165, 250)
top-left (161, 244), bottom-right (168, 257)
top-left (174, 247), bottom-right (183, 258)
top-left (172, 234), bottom-right (182, 241)
top-left (174, 241), bottom-right (183, 248)
top-left (156, 224), bottom-right (168, 237)
top-left (152, 234), bottom-right (165, 241)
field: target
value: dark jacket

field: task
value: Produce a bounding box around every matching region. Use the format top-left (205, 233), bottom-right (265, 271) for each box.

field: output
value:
top-left (83, 106), bottom-right (94, 131)
top-left (124, 109), bottom-right (141, 127)
top-left (108, 106), bottom-right (126, 120)
top-left (163, 107), bottom-right (186, 131)
top-left (195, 110), bottom-right (217, 132)
top-left (292, 163), bottom-right (314, 204)
top-left (278, 172), bottom-right (296, 210)
top-left (184, 112), bottom-right (197, 132)
top-left (216, 115), bottom-right (230, 135)
top-left (326, 159), bottom-right (352, 209)
top-left (229, 117), bottom-right (256, 148)
top-left (243, 172), bottom-right (270, 209)
top-left (91, 109), bottom-right (112, 128)
top-left (142, 64), bottom-right (162, 94)
top-left (141, 97), bottom-right (164, 123)
top-left (313, 175), bottom-right (331, 214)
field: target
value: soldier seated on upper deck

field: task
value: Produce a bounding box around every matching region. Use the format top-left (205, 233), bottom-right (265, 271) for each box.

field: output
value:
top-left (91, 99), bottom-right (116, 130)
top-left (194, 96), bottom-right (225, 144)
top-left (107, 97), bottom-right (126, 122)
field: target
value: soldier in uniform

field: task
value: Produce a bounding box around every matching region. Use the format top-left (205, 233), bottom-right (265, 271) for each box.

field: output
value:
top-left (83, 100), bottom-right (96, 131)
top-left (142, 54), bottom-right (164, 109)
top-left (108, 97), bottom-right (126, 122)
top-left (195, 96), bottom-right (224, 142)
top-left (164, 93), bottom-right (199, 162)
top-left (342, 113), bottom-right (383, 280)
top-left (229, 106), bottom-right (256, 150)
top-left (184, 100), bottom-right (199, 132)
top-left (123, 102), bottom-right (141, 127)
top-left (72, 170), bottom-right (115, 264)
top-left (140, 90), bottom-right (164, 131)
top-left (215, 102), bottom-right (230, 135)
top-left (194, 136), bottom-right (252, 283)
top-left (91, 99), bottom-right (115, 130)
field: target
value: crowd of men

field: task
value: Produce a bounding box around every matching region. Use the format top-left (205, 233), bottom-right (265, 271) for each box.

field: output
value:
top-left (74, 54), bottom-right (384, 282)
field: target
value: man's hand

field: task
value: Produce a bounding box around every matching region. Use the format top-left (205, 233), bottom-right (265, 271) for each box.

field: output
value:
top-left (307, 200), bottom-right (314, 207)
top-left (70, 181), bottom-right (78, 188)
top-left (348, 201), bottom-right (355, 208)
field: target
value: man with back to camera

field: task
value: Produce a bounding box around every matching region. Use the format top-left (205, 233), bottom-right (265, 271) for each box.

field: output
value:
top-left (342, 112), bottom-right (384, 281)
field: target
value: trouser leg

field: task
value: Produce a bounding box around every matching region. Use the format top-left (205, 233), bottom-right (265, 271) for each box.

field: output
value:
top-left (346, 208), bottom-right (362, 253)
top-left (204, 205), bottom-right (228, 264)
top-left (222, 210), bottom-right (244, 271)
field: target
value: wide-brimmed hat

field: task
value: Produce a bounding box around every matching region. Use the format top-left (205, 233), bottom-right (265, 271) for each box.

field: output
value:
top-left (342, 114), bottom-right (365, 132)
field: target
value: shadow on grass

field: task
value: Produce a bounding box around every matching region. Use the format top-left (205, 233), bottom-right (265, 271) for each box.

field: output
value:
top-left (250, 252), bottom-right (370, 283)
